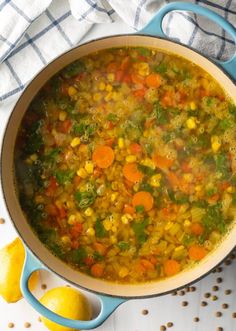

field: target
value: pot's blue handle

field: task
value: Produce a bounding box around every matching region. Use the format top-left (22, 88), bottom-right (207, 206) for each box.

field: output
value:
top-left (21, 249), bottom-right (126, 330)
top-left (140, 1), bottom-right (236, 80)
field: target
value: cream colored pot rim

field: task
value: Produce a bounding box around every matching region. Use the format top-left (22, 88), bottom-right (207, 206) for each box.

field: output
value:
top-left (1, 34), bottom-right (236, 298)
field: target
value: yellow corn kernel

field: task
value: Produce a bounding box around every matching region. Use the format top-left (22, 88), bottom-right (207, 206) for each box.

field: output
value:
top-left (106, 84), bottom-right (113, 92)
top-left (125, 155), bottom-right (136, 163)
top-left (77, 168), bottom-right (88, 179)
top-left (141, 158), bottom-right (156, 169)
top-left (111, 91), bottom-right (120, 101)
top-left (195, 185), bottom-right (202, 192)
top-left (186, 117), bottom-right (197, 129)
top-left (184, 219), bottom-right (191, 227)
top-left (84, 207), bottom-right (93, 217)
top-left (118, 137), bottom-right (124, 149)
top-left (111, 225), bottom-right (117, 233)
top-left (68, 86), bottom-right (77, 96)
top-left (190, 101), bottom-right (196, 110)
top-left (98, 81), bottom-right (106, 91)
top-left (93, 93), bottom-right (102, 102)
top-left (86, 227), bottom-right (95, 236)
top-left (211, 135), bottom-right (221, 153)
top-left (138, 62), bottom-right (150, 76)
top-left (35, 195), bottom-right (44, 204)
top-left (174, 245), bottom-right (185, 252)
top-left (226, 186), bottom-right (234, 193)
top-left (104, 92), bottom-right (113, 102)
top-left (121, 214), bottom-right (133, 224)
top-left (68, 214), bottom-right (76, 225)
top-left (143, 130), bottom-right (149, 137)
top-left (59, 110), bottom-right (67, 121)
top-left (165, 222), bottom-right (173, 231)
top-left (111, 193), bottom-right (118, 202)
top-left (110, 235), bottom-right (117, 244)
top-left (61, 236), bottom-right (71, 245)
top-left (133, 183), bottom-right (139, 192)
top-left (107, 73), bottom-right (115, 82)
top-left (70, 137), bottom-right (81, 148)
top-left (85, 161), bottom-right (94, 174)
top-left (183, 173), bottom-right (193, 183)
top-left (103, 219), bottom-right (112, 231)
top-left (118, 267), bottom-right (129, 278)
top-left (30, 154), bottom-right (38, 161)
top-left (149, 174), bottom-right (162, 187)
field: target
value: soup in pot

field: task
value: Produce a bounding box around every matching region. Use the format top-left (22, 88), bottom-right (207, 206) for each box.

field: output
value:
top-left (15, 47), bottom-right (236, 283)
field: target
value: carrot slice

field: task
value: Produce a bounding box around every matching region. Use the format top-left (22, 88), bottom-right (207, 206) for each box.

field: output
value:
top-left (93, 242), bottom-right (107, 256)
top-left (188, 245), bottom-right (207, 261)
top-left (153, 154), bottom-right (174, 169)
top-left (191, 223), bottom-right (204, 236)
top-left (92, 145), bottom-right (114, 169)
top-left (140, 259), bottom-right (155, 271)
top-left (163, 259), bottom-right (180, 276)
top-left (132, 191), bottom-right (154, 211)
top-left (123, 163), bottom-right (144, 183)
top-left (145, 73), bottom-right (161, 88)
top-left (120, 56), bottom-right (130, 71)
top-left (129, 143), bottom-right (142, 154)
top-left (123, 204), bottom-right (135, 215)
top-left (131, 73), bottom-right (145, 85)
top-left (167, 172), bottom-right (180, 188)
top-left (133, 88), bottom-right (146, 98)
top-left (91, 263), bottom-right (104, 278)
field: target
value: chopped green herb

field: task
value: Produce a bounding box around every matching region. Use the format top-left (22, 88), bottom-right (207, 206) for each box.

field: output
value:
top-left (215, 153), bottom-right (230, 179)
top-left (138, 164), bottom-right (156, 176)
top-left (168, 190), bottom-right (189, 204)
top-left (139, 182), bottom-right (154, 193)
top-left (154, 102), bottom-right (168, 124)
top-left (55, 169), bottom-right (75, 185)
top-left (202, 203), bottom-right (225, 234)
top-left (71, 247), bottom-right (87, 265)
top-left (75, 191), bottom-right (96, 209)
top-left (206, 187), bottom-right (217, 197)
top-left (132, 219), bottom-right (149, 244)
top-left (135, 205), bottom-right (145, 213)
top-left (136, 47), bottom-right (151, 57)
top-left (118, 241), bottom-right (130, 251)
top-left (182, 234), bottom-right (195, 247)
top-left (61, 60), bottom-right (85, 78)
top-left (95, 219), bottom-right (108, 238)
top-left (153, 62), bottom-right (167, 75)
top-left (107, 113), bottom-right (118, 122)
top-left (219, 118), bottom-right (234, 131)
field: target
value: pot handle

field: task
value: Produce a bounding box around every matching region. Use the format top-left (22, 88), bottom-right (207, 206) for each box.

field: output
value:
top-left (21, 249), bottom-right (126, 330)
top-left (140, 1), bottom-right (236, 80)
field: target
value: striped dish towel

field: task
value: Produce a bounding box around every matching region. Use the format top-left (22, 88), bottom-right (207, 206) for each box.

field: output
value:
top-left (0, 0), bottom-right (235, 102)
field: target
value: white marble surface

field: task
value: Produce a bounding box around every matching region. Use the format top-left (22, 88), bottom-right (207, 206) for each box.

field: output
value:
top-left (0, 19), bottom-right (236, 331)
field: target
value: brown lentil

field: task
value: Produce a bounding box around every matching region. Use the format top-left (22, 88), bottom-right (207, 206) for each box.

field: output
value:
top-left (171, 291), bottom-right (177, 296)
top-left (222, 303), bottom-right (229, 309)
top-left (230, 253), bottom-right (235, 260)
top-left (201, 301), bottom-right (207, 307)
top-left (204, 292), bottom-right (211, 298)
top-left (167, 322), bottom-right (173, 328)
top-left (212, 285), bottom-right (219, 291)
top-left (8, 323), bottom-right (14, 328)
top-left (41, 284), bottom-right (47, 290)
top-left (216, 267), bottom-right (223, 273)
top-left (216, 328), bottom-right (223, 331)
top-left (182, 301), bottom-right (188, 307)
top-left (24, 322), bottom-right (31, 328)
top-left (0, 218), bottom-right (5, 224)
top-left (216, 277), bottom-right (223, 283)
top-left (160, 326), bottom-right (167, 331)
top-left (38, 317), bottom-right (42, 322)
top-left (212, 295), bottom-right (218, 301)
top-left (224, 259), bottom-right (231, 266)
top-left (142, 309), bottom-right (149, 315)
top-left (225, 289), bottom-right (232, 295)
top-left (193, 317), bottom-right (199, 322)
top-left (178, 290), bottom-right (185, 296)
top-left (232, 312), bottom-right (236, 318)
top-left (215, 311), bottom-right (222, 317)
top-left (190, 286), bottom-right (196, 292)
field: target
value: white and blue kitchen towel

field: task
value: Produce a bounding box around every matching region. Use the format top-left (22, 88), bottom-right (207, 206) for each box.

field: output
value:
top-left (0, 0), bottom-right (235, 102)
